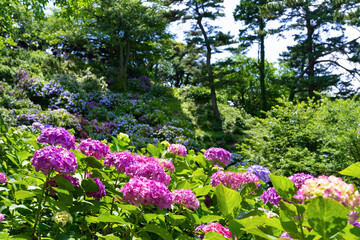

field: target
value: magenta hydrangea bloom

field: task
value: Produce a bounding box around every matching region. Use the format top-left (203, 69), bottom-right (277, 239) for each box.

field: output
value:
top-left (76, 138), bottom-right (110, 160)
top-left (86, 178), bottom-right (106, 201)
top-left (248, 165), bottom-right (271, 183)
top-left (0, 173), bottom-right (7, 184)
top-left (121, 177), bottom-right (172, 209)
top-left (195, 222), bottom-right (233, 239)
top-left (0, 214), bottom-right (5, 223)
top-left (288, 173), bottom-right (314, 189)
top-left (31, 146), bottom-right (77, 175)
top-left (172, 189), bottom-right (200, 210)
top-left (204, 147), bottom-right (231, 166)
top-left (168, 144), bottom-right (187, 157)
top-left (279, 232), bottom-right (293, 239)
top-left (104, 151), bottom-right (134, 172)
top-left (210, 170), bottom-right (259, 190)
top-left (37, 127), bottom-right (75, 150)
top-left (125, 161), bottom-right (171, 185)
top-left (260, 187), bottom-right (282, 205)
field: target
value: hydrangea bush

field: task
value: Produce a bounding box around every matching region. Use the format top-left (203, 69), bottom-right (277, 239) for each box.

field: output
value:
top-left (0, 121), bottom-right (360, 239)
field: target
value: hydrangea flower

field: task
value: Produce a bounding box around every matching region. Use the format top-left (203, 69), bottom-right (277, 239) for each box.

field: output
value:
top-left (0, 214), bottom-right (5, 223)
top-left (204, 147), bottom-right (231, 166)
top-left (121, 177), bottom-right (172, 209)
top-left (125, 161), bottom-right (171, 185)
top-left (195, 222), bottom-right (233, 239)
top-left (172, 189), bottom-right (200, 210)
top-left (168, 144), bottom-right (187, 157)
top-left (76, 138), bottom-right (110, 160)
top-left (156, 158), bottom-right (175, 172)
top-left (294, 175), bottom-right (360, 209)
top-left (52, 211), bottom-right (73, 227)
top-left (104, 151), bottom-right (134, 172)
top-left (248, 165), bottom-right (271, 183)
top-left (260, 187), bottom-right (282, 205)
top-left (86, 178), bottom-right (106, 201)
top-left (31, 146), bottom-right (77, 175)
top-left (210, 170), bottom-right (259, 190)
top-left (279, 232), bottom-right (293, 239)
top-left (0, 173), bottom-right (7, 184)
top-left (288, 173), bottom-right (314, 189)
top-left (37, 127), bottom-right (75, 150)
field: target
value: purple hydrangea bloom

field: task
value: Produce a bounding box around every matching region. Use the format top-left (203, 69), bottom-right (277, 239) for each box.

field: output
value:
top-left (125, 161), bottom-right (171, 185)
top-left (167, 144), bottom-right (187, 157)
top-left (37, 127), bottom-right (75, 150)
top-left (210, 170), bottom-right (259, 190)
top-left (86, 178), bottom-right (106, 201)
top-left (248, 165), bottom-right (271, 183)
top-left (172, 189), bottom-right (200, 210)
top-left (279, 232), bottom-right (293, 239)
top-left (76, 138), bottom-right (110, 160)
top-left (104, 151), bottom-right (134, 172)
top-left (204, 147), bottom-right (231, 166)
top-left (31, 146), bottom-right (78, 175)
top-left (0, 173), bottom-right (7, 184)
top-left (0, 214), bottom-right (5, 223)
top-left (195, 222), bottom-right (233, 239)
top-left (288, 173), bottom-right (314, 189)
top-left (260, 187), bottom-right (282, 205)
top-left (121, 177), bottom-right (172, 209)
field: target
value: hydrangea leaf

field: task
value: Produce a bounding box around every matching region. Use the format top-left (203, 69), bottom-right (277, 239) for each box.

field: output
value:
top-left (306, 197), bottom-right (348, 239)
top-left (15, 190), bottom-right (36, 201)
top-left (139, 224), bottom-right (173, 240)
top-left (81, 178), bottom-right (99, 192)
top-left (82, 156), bottom-right (104, 169)
top-left (203, 232), bottom-right (227, 240)
top-left (147, 143), bottom-right (161, 158)
top-left (269, 174), bottom-right (297, 202)
top-left (215, 184), bottom-right (242, 220)
top-left (339, 162), bottom-right (360, 179)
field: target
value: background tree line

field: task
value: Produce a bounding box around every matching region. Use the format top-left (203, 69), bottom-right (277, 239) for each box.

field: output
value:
top-left (1, 0), bottom-right (360, 117)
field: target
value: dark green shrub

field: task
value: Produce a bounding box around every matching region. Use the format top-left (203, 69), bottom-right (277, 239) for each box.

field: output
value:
top-left (241, 96), bottom-right (360, 178)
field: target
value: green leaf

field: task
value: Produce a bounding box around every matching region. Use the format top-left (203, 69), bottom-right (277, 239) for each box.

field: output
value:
top-left (168, 214), bottom-right (186, 226)
top-left (143, 213), bottom-right (158, 223)
top-left (16, 151), bottom-right (32, 162)
top-left (139, 224), bottom-right (173, 240)
top-left (97, 212), bottom-right (125, 223)
top-left (279, 201), bottom-right (301, 239)
top-left (203, 232), bottom-right (227, 240)
top-left (193, 186), bottom-right (214, 196)
top-left (306, 197), bottom-right (348, 239)
top-left (200, 215), bottom-right (224, 224)
top-left (53, 175), bottom-right (75, 191)
top-left (147, 144), bottom-right (161, 158)
top-left (0, 117), bottom-right (8, 133)
top-left (15, 190), bottom-right (36, 201)
top-left (270, 174), bottom-right (297, 202)
top-left (339, 162), bottom-right (360, 178)
top-left (81, 178), bottom-right (99, 192)
top-left (215, 184), bottom-right (242, 220)
top-left (96, 233), bottom-right (121, 240)
top-left (53, 187), bottom-right (73, 206)
top-left (82, 156), bottom-right (104, 169)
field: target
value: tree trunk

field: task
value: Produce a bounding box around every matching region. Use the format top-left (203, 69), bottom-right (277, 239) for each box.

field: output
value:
top-left (119, 39), bottom-right (131, 91)
top-left (259, 17), bottom-right (267, 112)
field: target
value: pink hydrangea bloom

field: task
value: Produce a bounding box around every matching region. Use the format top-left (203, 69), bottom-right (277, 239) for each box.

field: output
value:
top-left (0, 214), bottom-right (5, 223)
top-left (172, 189), bottom-right (200, 210)
top-left (168, 144), bottom-right (187, 157)
top-left (31, 146), bottom-right (77, 175)
top-left (294, 175), bottom-right (360, 209)
top-left (195, 222), bottom-right (233, 239)
top-left (154, 158), bottom-right (175, 172)
top-left (86, 178), bottom-right (106, 201)
top-left (121, 177), bottom-right (172, 209)
top-left (204, 147), bottom-right (231, 166)
top-left (0, 173), bottom-right (7, 183)
top-left (104, 151), bottom-right (134, 172)
top-left (125, 161), bottom-right (171, 185)
top-left (261, 187), bottom-right (282, 205)
top-left (37, 127), bottom-right (75, 150)
top-left (76, 138), bottom-right (110, 160)
top-left (210, 170), bottom-right (259, 190)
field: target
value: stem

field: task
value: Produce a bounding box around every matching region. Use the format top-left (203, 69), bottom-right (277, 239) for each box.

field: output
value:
top-left (131, 204), bottom-right (144, 238)
top-left (32, 170), bottom-right (52, 239)
top-left (110, 171), bottom-right (121, 215)
top-left (296, 204), bottom-right (305, 239)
